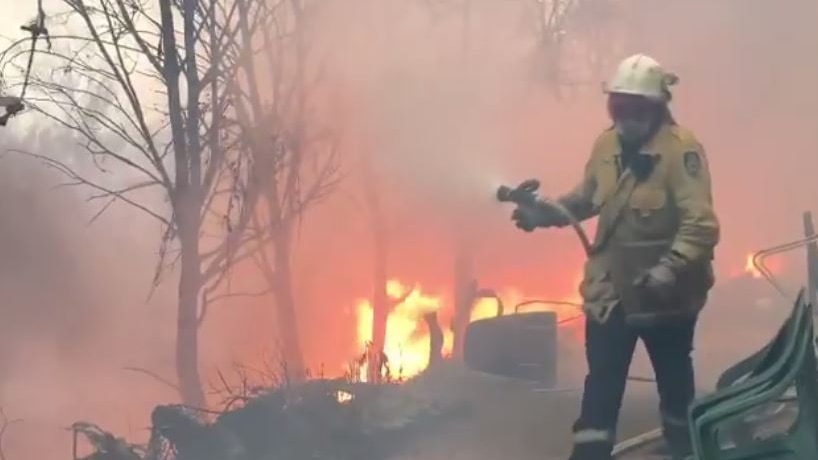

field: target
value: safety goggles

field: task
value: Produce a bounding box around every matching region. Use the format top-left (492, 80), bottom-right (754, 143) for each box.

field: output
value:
top-left (607, 93), bottom-right (661, 121)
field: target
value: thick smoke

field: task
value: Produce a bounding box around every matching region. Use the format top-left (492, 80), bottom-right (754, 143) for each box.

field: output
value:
top-left (0, 127), bottom-right (178, 458)
top-left (1, 0), bottom-right (818, 456)
top-left (292, 0), bottom-right (818, 369)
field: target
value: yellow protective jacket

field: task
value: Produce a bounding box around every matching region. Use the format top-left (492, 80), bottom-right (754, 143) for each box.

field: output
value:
top-left (559, 122), bottom-right (720, 326)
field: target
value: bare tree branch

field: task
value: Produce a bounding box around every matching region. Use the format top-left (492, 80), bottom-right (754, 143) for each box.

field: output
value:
top-left (7, 149), bottom-right (171, 226)
top-left (1, 0), bottom-right (339, 399)
top-left (0, 409), bottom-right (22, 460)
top-left (123, 366), bottom-right (182, 393)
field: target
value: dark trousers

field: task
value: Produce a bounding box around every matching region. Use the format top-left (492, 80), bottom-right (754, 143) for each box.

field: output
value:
top-left (569, 305), bottom-right (697, 460)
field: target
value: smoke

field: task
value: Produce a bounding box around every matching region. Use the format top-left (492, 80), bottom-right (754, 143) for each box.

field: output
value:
top-left (286, 0), bottom-right (818, 379)
top-left (1, 0), bottom-right (818, 456)
top-left (0, 127), bottom-right (178, 457)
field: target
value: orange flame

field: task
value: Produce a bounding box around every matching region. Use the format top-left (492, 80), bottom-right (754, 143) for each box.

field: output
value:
top-left (745, 253), bottom-right (762, 278)
top-left (355, 274), bottom-right (585, 381)
top-left (355, 280), bottom-right (451, 381)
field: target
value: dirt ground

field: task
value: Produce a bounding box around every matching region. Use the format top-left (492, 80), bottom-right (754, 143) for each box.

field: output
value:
top-left (393, 291), bottom-right (788, 460)
top-left (391, 362), bottom-right (661, 460)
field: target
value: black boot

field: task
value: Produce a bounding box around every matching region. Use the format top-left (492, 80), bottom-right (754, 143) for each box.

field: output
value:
top-left (664, 426), bottom-right (693, 460)
top-left (567, 441), bottom-right (614, 460)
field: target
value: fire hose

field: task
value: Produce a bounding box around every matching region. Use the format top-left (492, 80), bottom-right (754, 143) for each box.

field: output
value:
top-left (496, 180), bottom-right (657, 387)
top-left (495, 179), bottom-right (591, 325)
top-left (495, 185), bottom-right (818, 452)
top-left (495, 179), bottom-right (811, 304)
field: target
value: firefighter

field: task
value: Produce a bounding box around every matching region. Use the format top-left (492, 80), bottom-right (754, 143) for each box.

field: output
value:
top-left (511, 54), bottom-right (719, 460)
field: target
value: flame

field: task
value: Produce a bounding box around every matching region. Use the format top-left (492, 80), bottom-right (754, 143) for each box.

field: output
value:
top-left (732, 252), bottom-right (782, 280)
top-left (745, 253), bottom-right (762, 278)
top-left (355, 280), bottom-right (450, 381)
top-left (471, 297), bottom-right (501, 322)
top-left (354, 274), bottom-right (586, 382)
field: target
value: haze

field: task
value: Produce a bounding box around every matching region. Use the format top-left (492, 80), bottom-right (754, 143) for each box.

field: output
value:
top-left (0, 0), bottom-right (816, 457)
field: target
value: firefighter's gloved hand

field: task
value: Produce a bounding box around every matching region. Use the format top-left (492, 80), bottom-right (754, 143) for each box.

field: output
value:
top-left (511, 202), bottom-right (564, 232)
top-left (584, 301), bottom-right (617, 324)
top-left (634, 263), bottom-right (677, 302)
top-left (511, 204), bottom-right (541, 232)
top-left (579, 266), bottom-right (619, 324)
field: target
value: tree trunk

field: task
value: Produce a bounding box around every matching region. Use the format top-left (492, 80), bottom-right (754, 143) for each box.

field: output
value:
top-left (361, 156), bottom-right (390, 382)
top-left (451, 239), bottom-right (476, 359)
top-left (370, 226), bottom-right (389, 382)
top-left (253, 211), bottom-right (306, 383)
top-left (159, 0), bottom-right (204, 408)
top-left (271, 225), bottom-right (306, 382)
top-left (176, 208), bottom-right (206, 407)
top-left (424, 312), bottom-right (443, 368)
top-left (267, 0), bottom-right (307, 383)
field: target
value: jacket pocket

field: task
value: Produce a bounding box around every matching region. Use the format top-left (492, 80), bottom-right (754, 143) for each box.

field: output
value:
top-left (626, 186), bottom-right (674, 237)
top-left (628, 186), bottom-right (667, 217)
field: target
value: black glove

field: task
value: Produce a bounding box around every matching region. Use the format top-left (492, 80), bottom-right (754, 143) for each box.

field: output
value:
top-left (633, 262), bottom-right (677, 303)
top-left (511, 204), bottom-right (541, 232)
top-left (511, 201), bottom-right (570, 232)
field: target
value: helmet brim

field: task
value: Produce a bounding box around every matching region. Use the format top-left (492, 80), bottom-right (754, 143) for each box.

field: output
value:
top-left (603, 85), bottom-right (667, 102)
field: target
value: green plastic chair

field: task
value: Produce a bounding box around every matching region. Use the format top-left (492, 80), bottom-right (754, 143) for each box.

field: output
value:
top-left (691, 309), bottom-right (815, 459)
top-left (689, 301), bottom-right (810, 459)
top-left (689, 294), bottom-right (811, 447)
top-left (689, 294), bottom-right (818, 460)
top-left (689, 291), bottom-right (808, 424)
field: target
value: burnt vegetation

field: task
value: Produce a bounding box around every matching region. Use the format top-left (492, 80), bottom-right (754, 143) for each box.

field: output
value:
top-left (69, 370), bottom-right (466, 460)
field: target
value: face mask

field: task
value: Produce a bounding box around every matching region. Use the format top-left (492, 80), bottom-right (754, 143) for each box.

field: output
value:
top-left (614, 119), bottom-right (652, 143)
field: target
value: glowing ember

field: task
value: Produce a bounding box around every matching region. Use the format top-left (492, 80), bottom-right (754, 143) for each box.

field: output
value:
top-left (335, 390), bottom-right (354, 404)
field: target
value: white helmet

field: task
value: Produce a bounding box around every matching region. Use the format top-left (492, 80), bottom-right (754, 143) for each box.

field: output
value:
top-left (604, 54), bottom-right (678, 101)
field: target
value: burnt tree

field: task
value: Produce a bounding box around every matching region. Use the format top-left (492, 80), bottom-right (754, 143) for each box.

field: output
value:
top-left (228, 0), bottom-right (341, 380)
top-left (0, 0), bottom-right (281, 406)
top-left (423, 312), bottom-right (444, 368)
top-left (358, 155), bottom-right (417, 382)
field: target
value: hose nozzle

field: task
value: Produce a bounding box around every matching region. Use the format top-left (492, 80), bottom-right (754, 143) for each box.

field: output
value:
top-left (496, 178), bottom-right (593, 255)
top-left (496, 179), bottom-right (541, 205)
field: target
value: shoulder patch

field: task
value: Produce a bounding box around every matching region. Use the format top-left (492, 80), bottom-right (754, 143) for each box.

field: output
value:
top-left (683, 151), bottom-right (701, 176)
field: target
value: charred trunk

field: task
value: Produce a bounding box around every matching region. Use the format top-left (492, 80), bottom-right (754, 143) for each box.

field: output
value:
top-left (370, 225), bottom-right (389, 382)
top-left (255, 215), bottom-right (307, 383)
top-left (159, 0), bottom-right (205, 408)
top-left (424, 312), bottom-right (444, 368)
top-left (176, 207), bottom-right (206, 408)
top-left (362, 157), bottom-right (390, 382)
top-left (270, 226), bottom-right (306, 382)
top-left (451, 240), bottom-right (476, 359)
